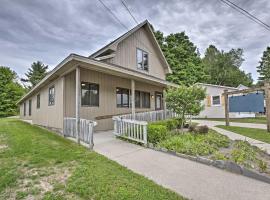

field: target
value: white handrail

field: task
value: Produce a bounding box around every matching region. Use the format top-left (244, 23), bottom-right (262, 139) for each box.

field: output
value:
top-left (64, 117), bottom-right (97, 149)
top-left (112, 116), bottom-right (148, 144)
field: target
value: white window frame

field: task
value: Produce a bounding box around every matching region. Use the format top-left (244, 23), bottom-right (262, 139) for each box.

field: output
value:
top-left (211, 95), bottom-right (221, 106)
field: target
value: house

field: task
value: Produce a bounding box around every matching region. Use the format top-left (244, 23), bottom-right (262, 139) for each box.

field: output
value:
top-left (195, 83), bottom-right (256, 118)
top-left (18, 20), bottom-right (177, 132)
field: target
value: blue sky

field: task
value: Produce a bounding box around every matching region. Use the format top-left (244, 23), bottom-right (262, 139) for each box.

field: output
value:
top-left (1, 0), bottom-right (270, 82)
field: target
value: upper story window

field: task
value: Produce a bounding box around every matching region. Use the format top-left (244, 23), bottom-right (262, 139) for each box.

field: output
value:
top-left (28, 99), bottom-right (32, 116)
top-left (117, 88), bottom-right (129, 108)
top-left (81, 82), bottom-right (99, 107)
top-left (136, 48), bottom-right (148, 71)
top-left (212, 95), bottom-right (221, 106)
top-left (37, 94), bottom-right (40, 109)
top-left (48, 86), bottom-right (55, 106)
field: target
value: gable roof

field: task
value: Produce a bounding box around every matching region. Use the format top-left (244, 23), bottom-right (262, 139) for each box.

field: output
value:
top-left (194, 83), bottom-right (238, 90)
top-left (89, 20), bottom-right (172, 73)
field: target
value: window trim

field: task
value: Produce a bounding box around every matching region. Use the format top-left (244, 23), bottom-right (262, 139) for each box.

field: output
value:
top-left (28, 99), bottom-right (32, 116)
top-left (48, 86), bottom-right (55, 106)
top-left (155, 92), bottom-right (163, 110)
top-left (211, 95), bottom-right (221, 106)
top-left (23, 102), bottom-right (26, 116)
top-left (136, 48), bottom-right (149, 72)
top-left (116, 87), bottom-right (130, 108)
top-left (37, 94), bottom-right (40, 109)
top-left (81, 82), bottom-right (100, 107)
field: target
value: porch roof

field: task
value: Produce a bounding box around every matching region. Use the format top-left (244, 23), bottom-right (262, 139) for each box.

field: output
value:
top-left (17, 54), bottom-right (178, 104)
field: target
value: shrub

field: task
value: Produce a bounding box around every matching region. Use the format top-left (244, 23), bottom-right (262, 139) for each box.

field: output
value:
top-left (150, 118), bottom-right (182, 131)
top-left (258, 160), bottom-right (267, 172)
top-left (211, 152), bottom-right (228, 161)
top-left (147, 124), bottom-right (168, 145)
top-left (196, 125), bottom-right (209, 134)
top-left (158, 131), bottom-right (230, 156)
top-left (189, 125), bottom-right (209, 134)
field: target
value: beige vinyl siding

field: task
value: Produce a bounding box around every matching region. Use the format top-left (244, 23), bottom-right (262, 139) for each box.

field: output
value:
top-left (64, 68), bottom-right (164, 131)
top-left (19, 77), bottom-right (64, 131)
top-left (105, 27), bottom-right (166, 80)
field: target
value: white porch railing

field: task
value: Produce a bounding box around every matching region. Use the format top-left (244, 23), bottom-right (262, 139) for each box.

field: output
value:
top-left (63, 117), bottom-right (97, 149)
top-left (112, 117), bottom-right (148, 144)
top-left (118, 110), bottom-right (179, 122)
top-left (113, 110), bottom-right (179, 144)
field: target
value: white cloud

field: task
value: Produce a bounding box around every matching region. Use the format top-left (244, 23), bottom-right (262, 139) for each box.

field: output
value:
top-left (0, 0), bottom-right (269, 81)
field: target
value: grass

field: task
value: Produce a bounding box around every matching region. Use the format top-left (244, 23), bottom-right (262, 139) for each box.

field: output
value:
top-left (0, 118), bottom-right (185, 200)
top-left (196, 117), bottom-right (266, 124)
top-left (217, 125), bottom-right (270, 144)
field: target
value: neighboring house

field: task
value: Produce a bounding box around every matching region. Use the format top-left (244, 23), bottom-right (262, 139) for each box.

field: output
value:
top-left (18, 20), bottom-right (176, 132)
top-left (195, 83), bottom-right (256, 118)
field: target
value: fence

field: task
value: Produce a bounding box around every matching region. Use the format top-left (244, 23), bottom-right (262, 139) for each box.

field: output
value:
top-left (112, 117), bottom-right (148, 144)
top-left (113, 110), bottom-right (180, 144)
top-left (64, 117), bottom-right (97, 149)
top-left (118, 110), bottom-right (179, 122)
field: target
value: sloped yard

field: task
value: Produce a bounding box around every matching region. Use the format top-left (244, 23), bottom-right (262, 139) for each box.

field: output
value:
top-left (0, 118), bottom-right (185, 200)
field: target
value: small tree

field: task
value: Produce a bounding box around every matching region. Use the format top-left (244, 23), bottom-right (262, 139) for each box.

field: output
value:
top-left (165, 86), bottom-right (206, 129)
top-left (21, 61), bottom-right (48, 88)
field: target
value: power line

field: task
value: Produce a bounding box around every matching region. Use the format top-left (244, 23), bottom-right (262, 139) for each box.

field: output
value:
top-left (96, 0), bottom-right (154, 53)
top-left (120, 0), bottom-right (139, 24)
top-left (97, 0), bottom-right (129, 30)
top-left (219, 0), bottom-right (270, 32)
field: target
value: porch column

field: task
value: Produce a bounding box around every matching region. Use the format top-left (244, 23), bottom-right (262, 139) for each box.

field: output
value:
top-left (163, 89), bottom-right (167, 119)
top-left (131, 79), bottom-right (135, 119)
top-left (75, 66), bottom-right (81, 144)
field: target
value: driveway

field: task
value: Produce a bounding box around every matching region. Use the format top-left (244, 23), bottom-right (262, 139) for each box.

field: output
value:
top-left (94, 131), bottom-right (270, 200)
top-left (193, 120), bottom-right (270, 154)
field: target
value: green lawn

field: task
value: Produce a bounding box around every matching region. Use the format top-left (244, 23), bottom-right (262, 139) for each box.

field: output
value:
top-left (217, 125), bottom-right (270, 144)
top-left (0, 118), bottom-right (185, 200)
top-left (197, 117), bottom-right (266, 124)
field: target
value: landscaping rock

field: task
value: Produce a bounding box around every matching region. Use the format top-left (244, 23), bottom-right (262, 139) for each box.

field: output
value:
top-left (213, 160), bottom-right (225, 169)
top-left (148, 143), bottom-right (154, 149)
top-left (224, 161), bottom-right (242, 174)
top-left (242, 168), bottom-right (270, 184)
top-left (197, 156), bottom-right (213, 165)
top-left (161, 147), bottom-right (168, 152)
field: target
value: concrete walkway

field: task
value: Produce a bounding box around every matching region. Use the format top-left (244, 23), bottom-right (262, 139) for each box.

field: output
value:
top-left (193, 120), bottom-right (270, 154)
top-left (94, 131), bottom-right (270, 200)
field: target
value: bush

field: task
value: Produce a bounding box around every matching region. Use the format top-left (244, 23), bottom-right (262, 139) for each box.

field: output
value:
top-left (150, 118), bottom-right (182, 131)
top-left (258, 160), bottom-right (267, 172)
top-left (158, 130), bottom-right (230, 156)
top-left (147, 124), bottom-right (168, 145)
top-left (189, 125), bottom-right (209, 134)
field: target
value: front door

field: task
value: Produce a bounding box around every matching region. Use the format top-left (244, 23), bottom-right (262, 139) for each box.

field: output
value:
top-left (155, 92), bottom-right (163, 110)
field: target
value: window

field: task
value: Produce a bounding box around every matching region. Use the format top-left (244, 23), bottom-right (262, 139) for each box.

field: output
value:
top-left (23, 102), bottom-right (26, 116)
top-left (81, 82), bottom-right (99, 106)
top-left (136, 48), bottom-right (148, 71)
top-left (212, 95), bottom-right (221, 105)
top-left (135, 91), bottom-right (140, 108)
top-left (141, 92), bottom-right (150, 108)
top-left (48, 86), bottom-right (55, 106)
top-left (29, 99), bottom-right (32, 116)
top-left (37, 94), bottom-right (40, 109)
top-left (117, 88), bottom-right (129, 107)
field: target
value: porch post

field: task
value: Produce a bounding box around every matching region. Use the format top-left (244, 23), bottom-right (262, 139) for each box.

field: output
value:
top-left (224, 89), bottom-right (230, 126)
top-left (131, 79), bottom-right (135, 120)
top-left (75, 66), bottom-right (81, 144)
top-left (163, 88), bottom-right (167, 119)
top-left (264, 82), bottom-right (270, 132)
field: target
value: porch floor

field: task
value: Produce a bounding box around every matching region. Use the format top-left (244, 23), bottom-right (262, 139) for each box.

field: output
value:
top-left (92, 131), bottom-right (270, 200)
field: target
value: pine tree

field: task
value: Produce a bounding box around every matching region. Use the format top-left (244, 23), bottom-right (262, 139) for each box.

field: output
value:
top-left (257, 47), bottom-right (270, 81)
top-left (21, 61), bottom-right (48, 88)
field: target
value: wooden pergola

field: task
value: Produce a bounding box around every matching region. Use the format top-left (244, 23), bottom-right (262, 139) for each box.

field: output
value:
top-left (223, 82), bottom-right (270, 132)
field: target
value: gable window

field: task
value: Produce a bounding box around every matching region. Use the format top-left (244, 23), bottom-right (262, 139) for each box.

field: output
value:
top-left (141, 92), bottom-right (150, 108)
top-left (23, 102), bottom-right (26, 116)
top-left (29, 99), bottom-right (32, 116)
top-left (117, 88), bottom-right (129, 107)
top-left (136, 48), bottom-right (148, 71)
top-left (37, 94), bottom-right (40, 109)
top-left (48, 86), bottom-right (55, 106)
top-left (81, 82), bottom-right (99, 106)
top-left (212, 95), bottom-right (221, 106)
